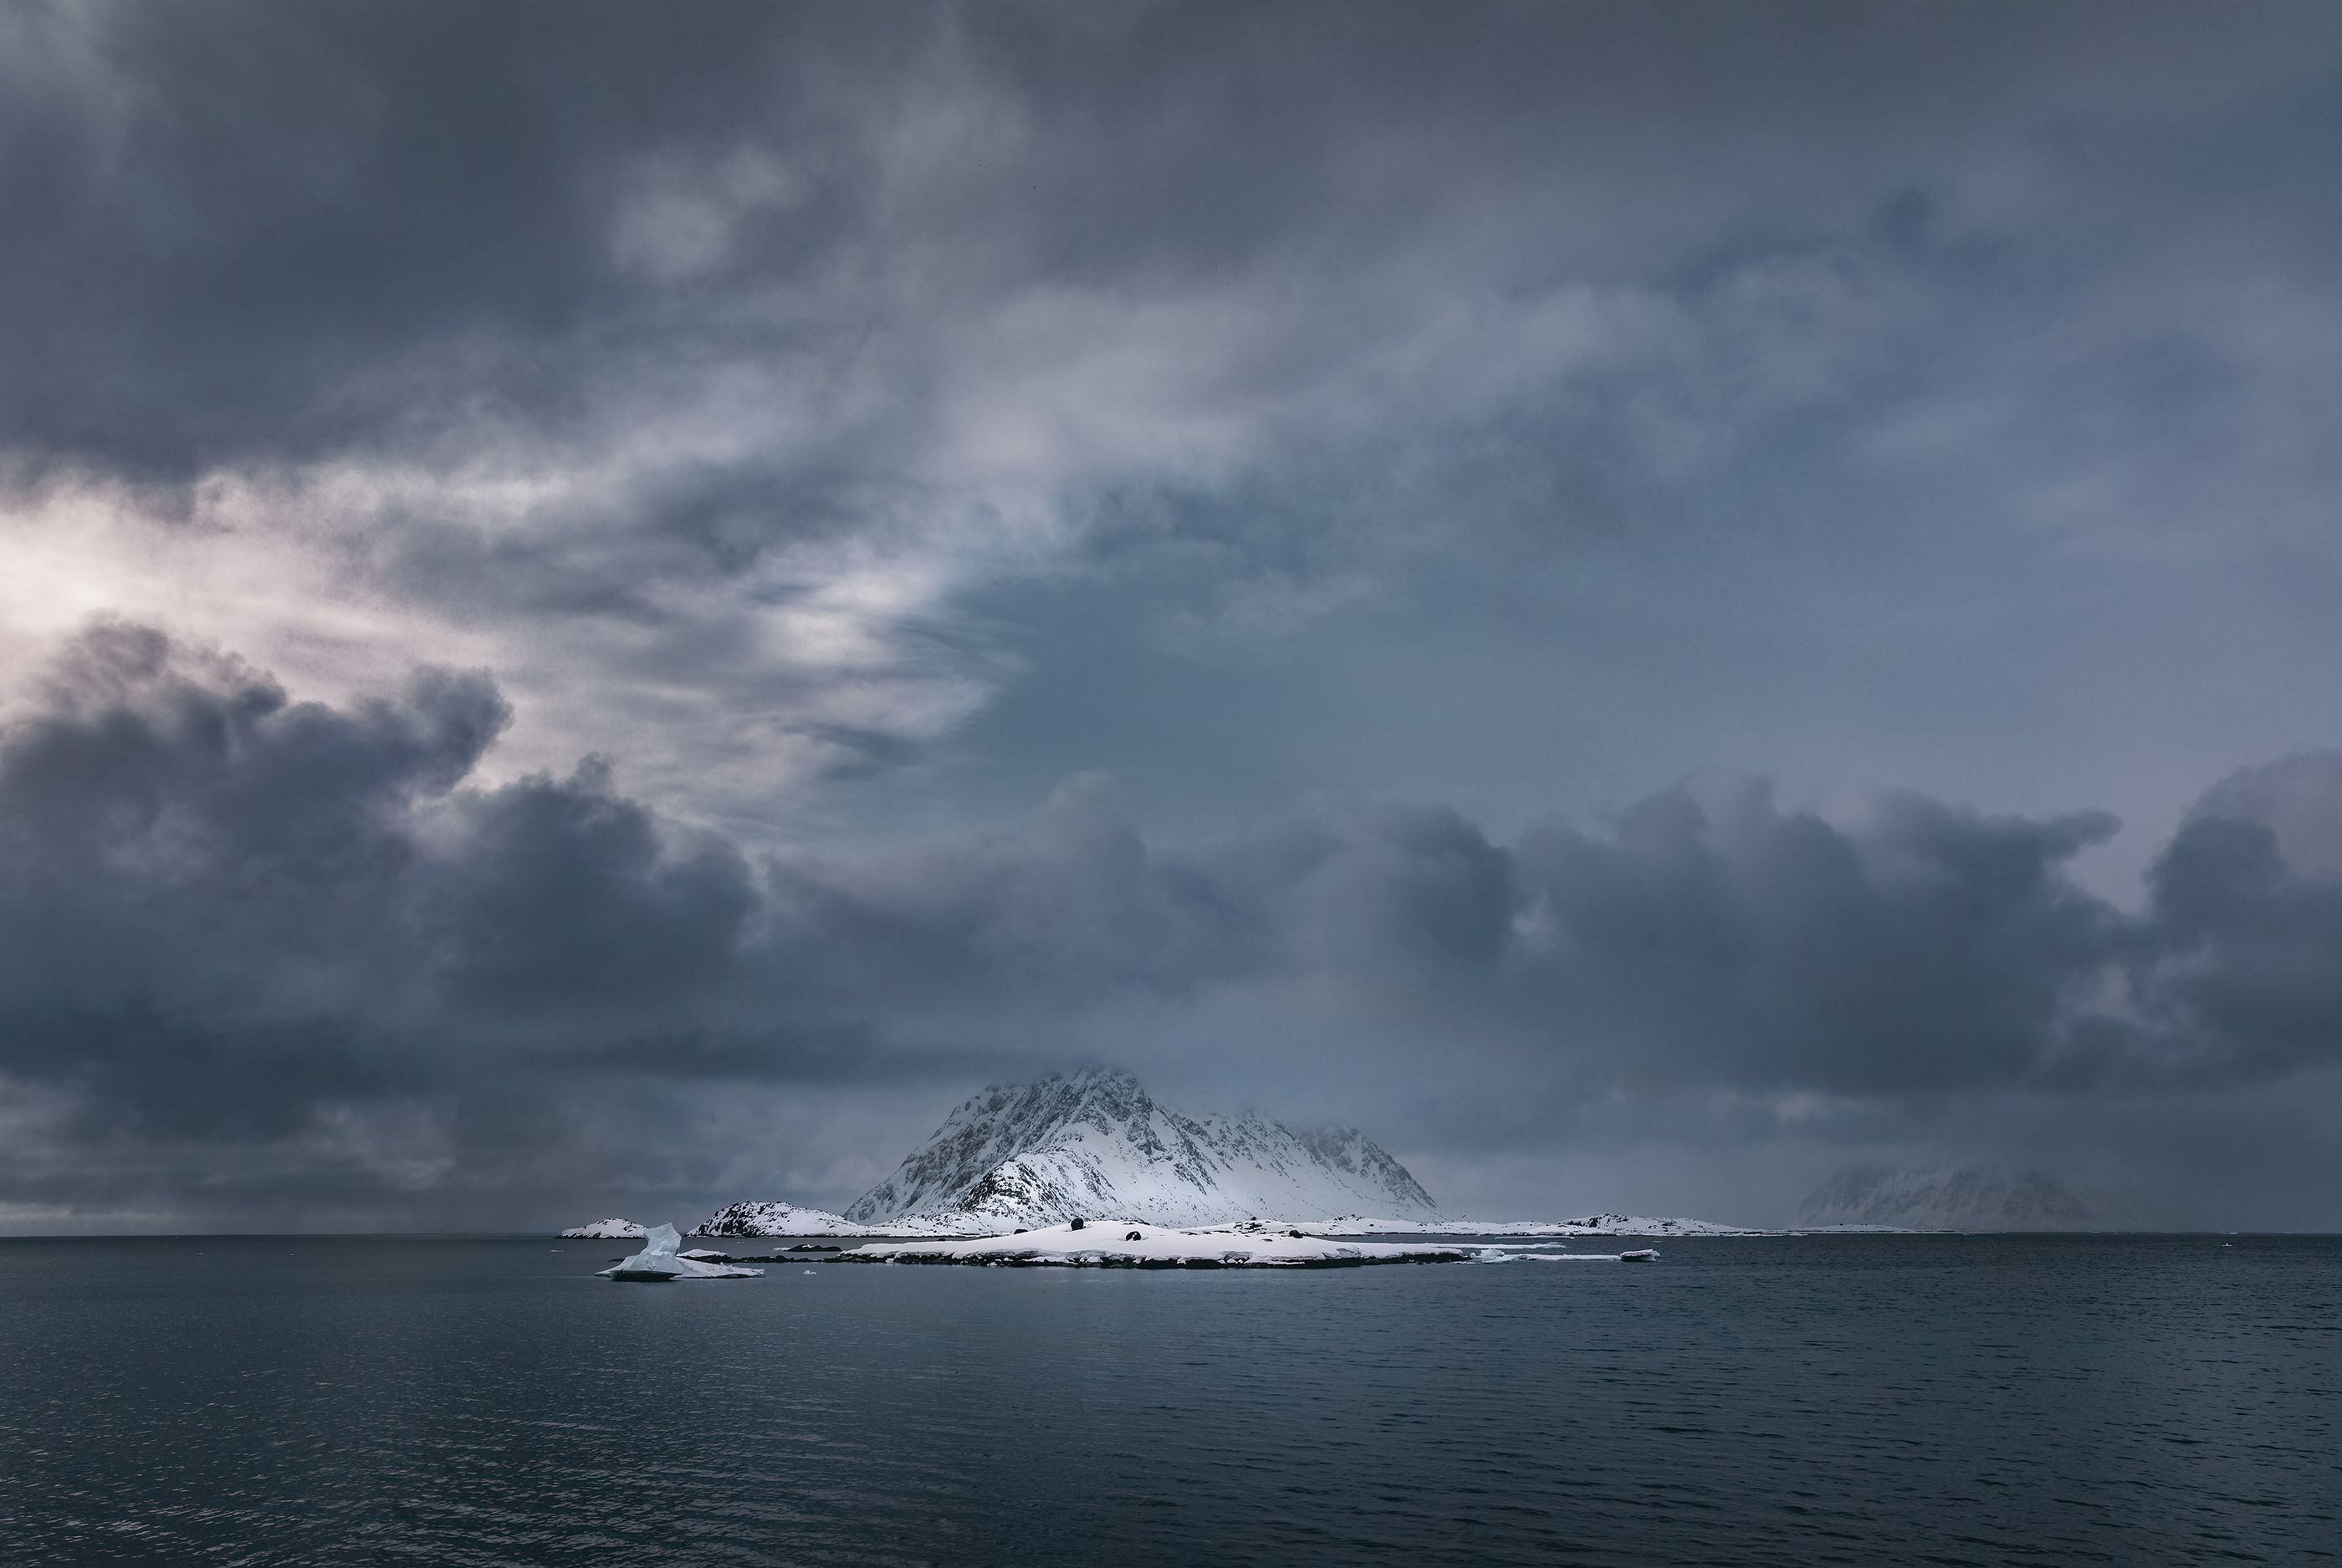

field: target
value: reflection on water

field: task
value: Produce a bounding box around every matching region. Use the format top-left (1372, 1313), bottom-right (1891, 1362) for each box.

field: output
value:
top-left (2, 1233), bottom-right (2335, 1565)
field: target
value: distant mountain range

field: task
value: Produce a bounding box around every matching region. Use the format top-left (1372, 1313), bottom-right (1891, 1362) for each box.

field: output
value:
top-left (1796, 1165), bottom-right (2156, 1231)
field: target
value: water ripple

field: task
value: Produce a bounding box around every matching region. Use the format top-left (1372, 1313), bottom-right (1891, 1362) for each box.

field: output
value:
top-left (1, 1234), bottom-right (2336, 1565)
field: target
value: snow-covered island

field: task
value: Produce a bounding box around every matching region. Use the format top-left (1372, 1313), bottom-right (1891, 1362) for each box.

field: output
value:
top-left (840, 1066), bottom-right (1445, 1230)
top-left (685, 1067), bottom-right (1750, 1242)
top-left (838, 1219), bottom-right (1474, 1269)
top-left (560, 1218), bottom-right (647, 1239)
top-left (1312, 1213), bottom-right (1756, 1238)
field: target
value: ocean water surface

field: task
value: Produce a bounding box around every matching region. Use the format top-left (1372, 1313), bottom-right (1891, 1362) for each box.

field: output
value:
top-left (2, 1233), bottom-right (2334, 1565)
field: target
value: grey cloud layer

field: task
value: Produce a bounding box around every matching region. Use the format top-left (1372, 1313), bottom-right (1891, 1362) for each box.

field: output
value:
top-left (14, 1), bottom-right (2334, 501)
top-left (11, 3), bottom-right (2342, 843)
top-left (4, 626), bottom-right (2339, 1219)
top-left (6, 4), bottom-right (2342, 1223)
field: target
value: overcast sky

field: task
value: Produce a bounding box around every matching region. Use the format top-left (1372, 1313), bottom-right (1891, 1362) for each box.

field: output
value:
top-left (6, 1), bottom-right (2342, 1232)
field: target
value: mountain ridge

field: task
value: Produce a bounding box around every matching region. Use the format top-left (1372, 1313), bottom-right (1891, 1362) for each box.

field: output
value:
top-left (1797, 1164), bottom-right (2155, 1231)
top-left (843, 1065), bottom-right (1444, 1228)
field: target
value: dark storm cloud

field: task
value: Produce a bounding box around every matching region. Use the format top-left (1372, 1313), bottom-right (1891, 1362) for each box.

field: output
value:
top-left (0, 624), bottom-right (750, 1136)
top-left (0, 2), bottom-right (855, 477)
top-left (1501, 784), bottom-right (2127, 1095)
top-left (11, 0), bottom-right (2331, 481)
top-left (4, 625), bottom-right (2340, 1223)
top-left (2137, 790), bottom-right (2342, 1085)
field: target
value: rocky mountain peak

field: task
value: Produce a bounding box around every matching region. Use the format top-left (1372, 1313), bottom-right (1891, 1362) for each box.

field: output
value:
top-left (843, 1066), bottom-right (1442, 1228)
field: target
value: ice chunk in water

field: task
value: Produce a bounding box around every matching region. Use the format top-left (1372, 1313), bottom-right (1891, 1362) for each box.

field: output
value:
top-left (600, 1223), bottom-right (764, 1280)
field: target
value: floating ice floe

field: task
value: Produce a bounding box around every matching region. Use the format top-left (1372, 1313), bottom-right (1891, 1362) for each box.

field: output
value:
top-left (836, 1219), bottom-right (1471, 1269)
top-left (560, 1218), bottom-right (647, 1239)
top-left (600, 1223), bottom-right (764, 1281)
top-left (1474, 1246), bottom-right (1660, 1264)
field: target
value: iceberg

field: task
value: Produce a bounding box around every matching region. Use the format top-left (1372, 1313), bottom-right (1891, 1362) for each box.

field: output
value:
top-left (560, 1218), bottom-right (646, 1239)
top-left (599, 1223), bottom-right (764, 1281)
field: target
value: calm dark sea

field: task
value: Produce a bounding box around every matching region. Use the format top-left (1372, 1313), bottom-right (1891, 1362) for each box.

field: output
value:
top-left (2, 1233), bottom-right (2335, 1565)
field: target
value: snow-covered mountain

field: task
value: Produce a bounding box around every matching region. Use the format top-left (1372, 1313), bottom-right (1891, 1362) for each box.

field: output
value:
top-left (842, 1066), bottom-right (1445, 1229)
top-left (1796, 1166), bottom-right (2152, 1231)
top-left (695, 1200), bottom-right (993, 1239)
top-left (697, 1201), bottom-right (863, 1238)
top-left (559, 1218), bottom-right (645, 1239)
